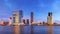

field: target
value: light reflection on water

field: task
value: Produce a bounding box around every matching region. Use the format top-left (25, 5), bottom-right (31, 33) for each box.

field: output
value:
top-left (48, 26), bottom-right (53, 34)
top-left (14, 26), bottom-right (20, 34)
top-left (0, 26), bottom-right (60, 34)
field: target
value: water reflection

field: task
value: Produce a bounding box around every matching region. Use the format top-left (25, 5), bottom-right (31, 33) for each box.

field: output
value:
top-left (13, 26), bottom-right (53, 34)
top-left (31, 26), bottom-right (34, 34)
top-left (14, 25), bottom-right (20, 34)
top-left (20, 26), bottom-right (24, 34)
top-left (48, 26), bottom-right (53, 34)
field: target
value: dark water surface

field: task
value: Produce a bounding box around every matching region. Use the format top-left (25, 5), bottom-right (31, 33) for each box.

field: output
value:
top-left (0, 26), bottom-right (60, 34)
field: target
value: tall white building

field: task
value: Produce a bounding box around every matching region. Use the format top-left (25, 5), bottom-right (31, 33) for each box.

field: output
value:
top-left (8, 17), bottom-right (12, 25)
top-left (13, 10), bottom-right (23, 23)
top-left (47, 12), bottom-right (53, 25)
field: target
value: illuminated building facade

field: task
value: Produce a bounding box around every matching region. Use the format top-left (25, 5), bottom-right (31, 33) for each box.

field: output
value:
top-left (47, 12), bottom-right (53, 25)
top-left (13, 10), bottom-right (23, 23)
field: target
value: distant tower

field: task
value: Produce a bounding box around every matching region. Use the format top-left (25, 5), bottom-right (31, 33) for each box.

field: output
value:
top-left (9, 17), bottom-right (12, 25)
top-left (26, 19), bottom-right (29, 24)
top-left (23, 19), bottom-right (25, 24)
top-left (30, 12), bottom-right (34, 23)
top-left (47, 12), bottom-right (53, 25)
top-left (13, 10), bottom-right (23, 23)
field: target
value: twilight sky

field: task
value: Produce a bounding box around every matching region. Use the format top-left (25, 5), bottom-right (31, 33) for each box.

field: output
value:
top-left (0, 0), bottom-right (60, 23)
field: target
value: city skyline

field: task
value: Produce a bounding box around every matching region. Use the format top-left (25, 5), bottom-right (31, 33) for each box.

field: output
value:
top-left (0, 0), bottom-right (60, 24)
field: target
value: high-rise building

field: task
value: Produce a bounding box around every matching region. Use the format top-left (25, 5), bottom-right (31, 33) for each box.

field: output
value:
top-left (19, 10), bottom-right (23, 23)
top-left (23, 19), bottom-right (25, 24)
top-left (9, 17), bottom-right (12, 25)
top-left (26, 19), bottom-right (29, 24)
top-left (30, 12), bottom-right (34, 23)
top-left (13, 10), bottom-right (23, 23)
top-left (47, 12), bottom-right (53, 25)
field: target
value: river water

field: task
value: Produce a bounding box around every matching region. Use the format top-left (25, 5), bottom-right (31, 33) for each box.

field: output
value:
top-left (0, 26), bottom-right (60, 34)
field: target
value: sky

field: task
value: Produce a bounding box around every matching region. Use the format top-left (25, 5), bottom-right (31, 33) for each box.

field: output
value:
top-left (0, 0), bottom-right (60, 23)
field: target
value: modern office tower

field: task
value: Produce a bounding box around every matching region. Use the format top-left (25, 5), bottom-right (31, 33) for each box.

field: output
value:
top-left (26, 19), bottom-right (29, 24)
top-left (20, 10), bottom-right (23, 23)
top-left (13, 10), bottom-right (23, 23)
top-left (47, 12), bottom-right (53, 25)
top-left (23, 19), bottom-right (25, 24)
top-left (30, 12), bottom-right (34, 23)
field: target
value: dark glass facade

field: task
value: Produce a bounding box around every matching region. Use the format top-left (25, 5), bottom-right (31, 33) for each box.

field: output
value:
top-left (31, 12), bottom-right (34, 23)
top-left (48, 12), bottom-right (52, 16)
top-left (13, 17), bottom-right (15, 23)
top-left (23, 19), bottom-right (25, 24)
top-left (26, 19), bottom-right (29, 24)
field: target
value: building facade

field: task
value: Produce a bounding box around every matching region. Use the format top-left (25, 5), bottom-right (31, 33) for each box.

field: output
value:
top-left (23, 19), bottom-right (25, 24)
top-left (13, 10), bottom-right (23, 23)
top-left (26, 19), bottom-right (29, 24)
top-left (30, 12), bottom-right (34, 23)
top-left (47, 12), bottom-right (53, 25)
